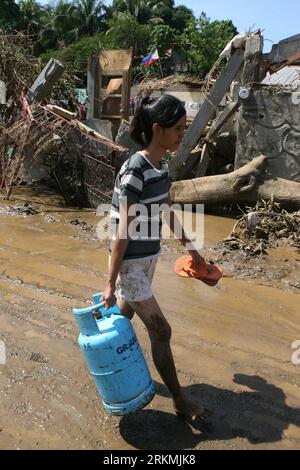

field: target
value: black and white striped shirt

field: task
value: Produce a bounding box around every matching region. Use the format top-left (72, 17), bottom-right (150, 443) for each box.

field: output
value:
top-left (109, 151), bottom-right (171, 259)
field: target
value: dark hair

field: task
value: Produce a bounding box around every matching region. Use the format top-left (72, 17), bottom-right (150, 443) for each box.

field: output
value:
top-left (129, 94), bottom-right (186, 147)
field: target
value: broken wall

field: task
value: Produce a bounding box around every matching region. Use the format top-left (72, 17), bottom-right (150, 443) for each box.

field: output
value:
top-left (235, 85), bottom-right (300, 182)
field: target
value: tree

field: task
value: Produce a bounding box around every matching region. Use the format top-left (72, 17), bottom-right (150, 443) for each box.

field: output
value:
top-left (40, 31), bottom-right (109, 72)
top-left (106, 12), bottom-right (151, 55)
top-left (0, 0), bottom-right (22, 31)
top-left (36, 1), bottom-right (79, 53)
top-left (74, 0), bottom-right (106, 36)
top-left (149, 0), bottom-right (176, 25)
top-left (149, 24), bottom-right (176, 57)
top-left (170, 5), bottom-right (194, 33)
top-left (185, 12), bottom-right (238, 77)
top-left (18, 0), bottom-right (44, 36)
top-left (112, 0), bottom-right (166, 24)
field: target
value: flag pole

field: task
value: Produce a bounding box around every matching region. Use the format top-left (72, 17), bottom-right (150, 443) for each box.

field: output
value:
top-left (158, 57), bottom-right (164, 78)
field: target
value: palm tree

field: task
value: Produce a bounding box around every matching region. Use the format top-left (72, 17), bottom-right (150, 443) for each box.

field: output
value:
top-left (113, 0), bottom-right (165, 24)
top-left (39, 1), bottom-right (79, 50)
top-left (74, 0), bottom-right (106, 36)
top-left (18, 0), bottom-right (44, 36)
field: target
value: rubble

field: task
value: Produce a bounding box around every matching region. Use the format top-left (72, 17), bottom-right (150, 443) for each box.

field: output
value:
top-left (27, 59), bottom-right (65, 104)
top-left (169, 48), bottom-right (245, 181)
top-left (165, 31), bottom-right (300, 214)
top-left (136, 73), bottom-right (205, 91)
top-left (219, 200), bottom-right (300, 257)
top-left (1, 30), bottom-right (300, 216)
top-left (0, 30), bottom-right (39, 128)
top-left (0, 201), bottom-right (38, 217)
top-left (262, 65), bottom-right (300, 86)
top-left (0, 100), bottom-right (128, 207)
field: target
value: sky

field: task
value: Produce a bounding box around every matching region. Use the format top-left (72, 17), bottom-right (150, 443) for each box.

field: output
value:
top-left (174, 0), bottom-right (300, 52)
top-left (37, 0), bottom-right (300, 53)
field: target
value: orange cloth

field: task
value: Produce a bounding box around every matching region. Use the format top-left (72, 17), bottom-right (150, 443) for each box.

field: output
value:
top-left (175, 255), bottom-right (223, 284)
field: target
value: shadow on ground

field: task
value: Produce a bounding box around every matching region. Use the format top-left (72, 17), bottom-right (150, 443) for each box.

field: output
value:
top-left (119, 374), bottom-right (300, 450)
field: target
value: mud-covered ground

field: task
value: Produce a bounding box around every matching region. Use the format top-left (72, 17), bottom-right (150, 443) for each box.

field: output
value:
top-left (0, 187), bottom-right (299, 450)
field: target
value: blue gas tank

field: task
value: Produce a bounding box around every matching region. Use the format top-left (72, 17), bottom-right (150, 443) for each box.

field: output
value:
top-left (72, 293), bottom-right (155, 416)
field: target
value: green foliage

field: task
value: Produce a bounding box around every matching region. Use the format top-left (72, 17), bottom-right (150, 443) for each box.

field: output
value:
top-left (35, 1), bottom-right (79, 53)
top-left (73, 0), bottom-right (107, 36)
top-left (40, 32), bottom-right (109, 71)
top-left (185, 12), bottom-right (238, 77)
top-left (0, 1), bottom-right (22, 31)
top-left (170, 5), bottom-right (194, 32)
top-left (111, 0), bottom-right (168, 24)
top-left (149, 24), bottom-right (176, 57)
top-left (106, 12), bottom-right (151, 55)
top-left (1, 1), bottom-right (239, 81)
top-left (18, 0), bottom-right (45, 35)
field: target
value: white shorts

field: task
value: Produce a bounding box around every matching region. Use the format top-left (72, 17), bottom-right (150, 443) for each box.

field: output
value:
top-left (109, 255), bottom-right (158, 302)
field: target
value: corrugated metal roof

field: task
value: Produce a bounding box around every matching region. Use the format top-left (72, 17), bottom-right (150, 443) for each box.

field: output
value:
top-left (262, 66), bottom-right (300, 86)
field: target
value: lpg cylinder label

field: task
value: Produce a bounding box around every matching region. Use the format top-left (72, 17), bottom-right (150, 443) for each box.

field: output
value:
top-left (116, 335), bottom-right (137, 354)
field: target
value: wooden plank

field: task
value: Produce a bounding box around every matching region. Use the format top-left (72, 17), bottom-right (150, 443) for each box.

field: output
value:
top-left (192, 102), bottom-right (239, 178)
top-left (73, 119), bottom-right (127, 152)
top-left (195, 143), bottom-right (210, 177)
top-left (122, 70), bottom-right (130, 122)
top-left (96, 69), bottom-right (102, 119)
top-left (45, 105), bottom-right (76, 121)
top-left (206, 101), bottom-right (239, 140)
top-left (106, 78), bottom-right (123, 95)
top-left (101, 114), bottom-right (122, 119)
top-left (87, 54), bottom-right (99, 120)
top-left (176, 102), bottom-right (238, 180)
top-left (169, 48), bottom-right (244, 180)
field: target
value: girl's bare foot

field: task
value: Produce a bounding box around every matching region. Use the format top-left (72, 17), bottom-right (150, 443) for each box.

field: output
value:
top-left (173, 392), bottom-right (212, 423)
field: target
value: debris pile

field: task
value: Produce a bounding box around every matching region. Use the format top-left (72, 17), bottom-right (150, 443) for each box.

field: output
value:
top-left (1, 31), bottom-right (300, 214)
top-left (0, 31), bottom-right (77, 129)
top-left (0, 201), bottom-right (38, 217)
top-left (0, 30), bottom-right (39, 128)
top-left (0, 99), bottom-right (127, 207)
top-left (137, 73), bottom-right (205, 91)
top-left (220, 200), bottom-right (300, 257)
top-left (168, 31), bottom-right (300, 213)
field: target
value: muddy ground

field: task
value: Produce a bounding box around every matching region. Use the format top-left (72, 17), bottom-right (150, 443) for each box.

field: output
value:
top-left (0, 186), bottom-right (299, 450)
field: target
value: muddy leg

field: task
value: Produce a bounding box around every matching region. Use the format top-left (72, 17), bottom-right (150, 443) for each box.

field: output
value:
top-left (118, 298), bottom-right (135, 320)
top-left (129, 296), bottom-right (212, 423)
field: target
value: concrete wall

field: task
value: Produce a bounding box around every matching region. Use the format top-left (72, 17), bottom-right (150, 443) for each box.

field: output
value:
top-left (265, 34), bottom-right (300, 64)
top-left (235, 85), bottom-right (300, 182)
top-left (131, 87), bottom-right (206, 118)
top-left (159, 89), bottom-right (205, 118)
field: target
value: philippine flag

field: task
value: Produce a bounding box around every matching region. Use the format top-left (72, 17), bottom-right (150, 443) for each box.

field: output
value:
top-left (142, 49), bottom-right (159, 67)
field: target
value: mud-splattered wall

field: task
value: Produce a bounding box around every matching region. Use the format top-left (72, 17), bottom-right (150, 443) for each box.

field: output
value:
top-left (235, 85), bottom-right (300, 182)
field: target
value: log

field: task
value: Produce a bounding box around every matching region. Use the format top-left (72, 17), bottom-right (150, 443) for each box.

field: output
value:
top-left (170, 155), bottom-right (300, 210)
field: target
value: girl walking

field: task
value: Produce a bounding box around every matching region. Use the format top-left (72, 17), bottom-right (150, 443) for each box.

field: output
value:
top-left (102, 95), bottom-right (210, 423)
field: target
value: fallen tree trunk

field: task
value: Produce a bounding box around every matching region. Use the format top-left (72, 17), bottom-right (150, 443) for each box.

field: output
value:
top-left (170, 154), bottom-right (300, 210)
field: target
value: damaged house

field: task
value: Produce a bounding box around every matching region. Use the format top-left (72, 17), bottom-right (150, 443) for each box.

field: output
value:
top-left (169, 32), bottom-right (300, 211)
top-left (0, 41), bottom-right (128, 208)
top-left (0, 31), bottom-right (300, 212)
